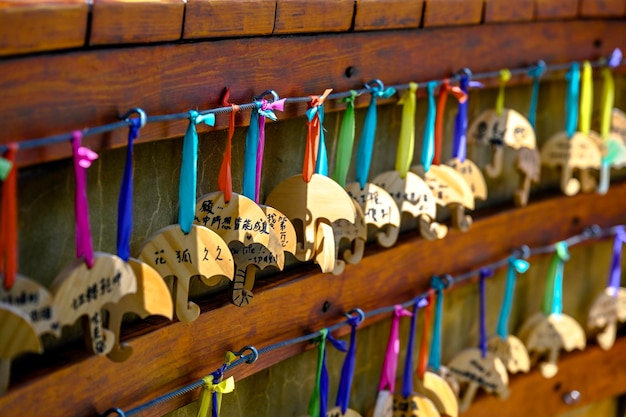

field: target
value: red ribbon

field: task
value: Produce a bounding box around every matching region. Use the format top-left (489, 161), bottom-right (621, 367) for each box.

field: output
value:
top-left (1, 144), bottom-right (18, 289)
top-left (434, 80), bottom-right (467, 165)
top-left (219, 89), bottom-right (239, 203)
top-left (417, 289), bottom-right (435, 379)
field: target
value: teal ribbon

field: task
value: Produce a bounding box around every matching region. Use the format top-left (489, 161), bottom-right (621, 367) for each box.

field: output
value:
top-left (307, 104), bottom-right (328, 176)
top-left (355, 83), bottom-right (396, 189)
top-left (242, 102), bottom-right (261, 201)
top-left (496, 257), bottom-right (529, 339)
top-left (422, 81), bottom-right (437, 172)
top-left (427, 276), bottom-right (446, 372)
top-left (564, 63), bottom-right (580, 139)
top-left (527, 61), bottom-right (546, 129)
top-left (179, 110), bottom-right (215, 234)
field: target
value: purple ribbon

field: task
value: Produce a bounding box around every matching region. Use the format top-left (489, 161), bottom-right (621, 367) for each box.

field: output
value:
top-left (320, 333), bottom-right (347, 417)
top-left (336, 312), bottom-right (363, 414)
top-left (402, 297), bottom-right (428, 398)
top-left (116, 118), bottom-right (140, 262)
top-left (452, 75), bottom-right (469, 162)
top-left (72, 131), bottom-right (98, 268)
top-left (608, 226), bottom-right (626, 294)
top-left (378, 305), bottom-right (413, 393)
top-left (479, 268), bottom-right (493, 358)
top-left (255, 98), bottom-right (285, 203)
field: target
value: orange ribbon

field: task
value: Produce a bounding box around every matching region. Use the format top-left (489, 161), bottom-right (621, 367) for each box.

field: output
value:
top-left (433, 80), bottom-right (467, 166)
top-left (218, 89), bottom-right (239, 203)
top-left (417, 289), bottom-right (435, 379)
top-left (302, 89), bottom-right (332, 182)
top-left (1, 144), bottom-right (18, 289)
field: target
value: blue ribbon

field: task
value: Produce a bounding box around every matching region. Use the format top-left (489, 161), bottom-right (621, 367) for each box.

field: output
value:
top-left (307, 104), bottom-right (328, 176)
top-left (355, 84), bottom-right (396, 189)
top-left (565, 63), bottom-right (580, 139)
top-left (452, 75), bottom-right (469, 162)
top-left (336, 313), bottom-right (363, 414)
top-left (551, 242), bottom-right (570, 315)
top-left (402, 298), bottom-right (427, 398)
top-left (179, 111), bottom-right (215, 234)
top-left (496, 257), bottom-right (529, 339)
top-left (427, 277), bottom-right (446, 372)
top-left (478, 268), bottom-right (494, 358)
top-left (422, 81), bottom-right (437, 172)
top-left (242, 103), bottom-right (261, 200)
top-left (320, 333), bottom-right (347, 417)
top-left (527, 62), bottom-right (546, 129)
top-left (117, 118), bottom-right (140, 261)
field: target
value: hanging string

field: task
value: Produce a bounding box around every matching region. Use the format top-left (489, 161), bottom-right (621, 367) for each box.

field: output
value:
top-left (303, 89), bottom-right (333, 183)
top-left (402, 297), bottom-right (427, 398)
top-left (332, 91), bottom-right (358, 187)
top-left (256, 98), bottom-right (285, 203)
top-left (335, 311), bottom-right (363, 414)
top-left (495, 69), bottom-right (512, 116)
top-left (607, 226), bottom-right (626, 295)
top-left (527, 61), bottom-right (546, 129)
top-left (452, 74), bottom-right (470, 162)
top-left (417, 289), bottom-right (434, 379)
top-left (308, 329), bottom-right (348, 417)
top-left (434, 81), bottom-right (467, 165)
top-left (579, 61), bottom-right (593, 135)
top-left (495, 256), bottom-right (529, 340)
top-left (564, 63), bottom-right (581, 139)
top-left (427, 277), bottom-right (446, 372)
top-left (378, 305), bottom-right (412, 393)
top-left (0, 144), bottom-right (18, 289)
top-left (395, 82), bottom-right (417, 178)
top-left (355, 82), bottom-right (396, 189)
top-left (542, 241), bottom-right (570, 316)
top-left (218, 89), bottom-right (239, 203)
top-left (116, 118), bottom-right (141, 262)
top-left (478, 268), bottom-right (493, 358)
top-left (421, 81), bottom-right (437, 172)
top-left (73, 131), bottom-right (98, 268)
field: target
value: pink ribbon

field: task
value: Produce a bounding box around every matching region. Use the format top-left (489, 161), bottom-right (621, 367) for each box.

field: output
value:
top-left (255, 98), bottom-right (285, 203)
top-left (378, 305), bottom-right (413, 393)
top-left (72, 131), bottom-right (98, 268)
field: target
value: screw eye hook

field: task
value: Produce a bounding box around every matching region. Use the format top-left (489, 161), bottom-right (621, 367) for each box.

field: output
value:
top-left (120, 108), bottom-right (147, 128)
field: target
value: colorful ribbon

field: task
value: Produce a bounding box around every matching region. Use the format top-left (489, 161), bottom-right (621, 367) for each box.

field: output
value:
top-left (197, 352), bottom-right (236, 417)
top-left (256, 98), bottom-right (285, 202)
top-left (395, 82), bottom-right (417, 178)
top-left (180, 111), bottom-right (215, 234)
top-left (242, 103), bottom-right (260, 200)
top-left (607, 226), bottom-right (626, 295)
top-left (402, 297), bottom-right (428, 398)
top-left (452, 75), bottom-right (470, 162)
top-left (427, 277), bottom-right (445, 372)
top-left (495, 69), bottom-right (512, 116)
top-left (496, 257), bottom-right (529, 339)
top-left (478, 268), bottom-right (493, 358)
top-left (542, 242), bottom-right (570, 316)
top-left (434, 81), bottom-right (467, 166)
top-left (417, 289), bottom-right (434, 379)
top-left (0, 144), bottom-right (17, 289)
top-left (218, 89), bottom-right (239, 203)
top-left (307, 101), bottom-right (328, 176)
top-left (356, 82), bottom-right (395, 189)
top-left (579, 61), bottom-right (593, 135)
top-left (378, 305), bottom-right (412, 393)
top-left (335, 311), bottom-right (363, 414)
top-left (527, 61), bottom-right (546, 129)
top-left (598, 66), bottom-right (616, 194)
top-left (308, 328), bottom-right (347, 417)
top-left (116, 118), bottom-right (141, 262)
top-left (73, 131), bottom-right (98, 268)
top-left (422, 81), bottom-right (437, 173)
top-left (564, 63), bottom-right (581, 139)
top-left (303, 89), bottom-right (333, 183)
top-left (332, 91), bottom-right (358, 187)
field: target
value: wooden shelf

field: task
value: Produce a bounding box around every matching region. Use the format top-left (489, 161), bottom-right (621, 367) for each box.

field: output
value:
top-left (1, 181), bottom-right (625, 417)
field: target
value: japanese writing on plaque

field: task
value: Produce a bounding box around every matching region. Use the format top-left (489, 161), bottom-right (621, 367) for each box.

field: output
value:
top-left (348, 190), bottom-right (391, 224)
top-left (196, 200), bottom-right (270, 235)
top-left (393, 395), bottom-right (421, 417)
top-left (91, 311), bottom-right (107, 354)
top-left (266, 211), bottom-right (291, 248)
top-left (72, 273), bottom-right (122, 310)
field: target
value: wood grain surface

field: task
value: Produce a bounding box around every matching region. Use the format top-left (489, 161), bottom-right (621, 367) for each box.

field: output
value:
top-left (484, 0), bottom-right (535, 22)
top-left (579, 0), bottom-right (626, 17)
top-left (273, 0), bottom-right (354, 34)
top-left (422, 0), bottom-right (484, 27)
top-left (353, 0), bottom-right (424, 30)
top-left (534, 0), bottom-right (580, 19)
top-left (2, 181), bottom-right (626, 417)
top-left (183, 0), bottom-right (275, 39)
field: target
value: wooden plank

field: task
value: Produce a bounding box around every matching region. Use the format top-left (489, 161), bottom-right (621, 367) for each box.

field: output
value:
top-left (579, 0), bottom-right (626, 17)
top-left (0, 0), bottom-right (88, 57)
top-left (423, 0), bottom-right (484, 27)
top-left (183, 0), bottom-right (275, 39)
top-left (1, 20), bottom-right (625, 167)
top-left (464, 336), bottom-right (626, 417)
top-left (273, 0), bottom-right (354, 34)
top-left (534, 0), bottom-right (580, 19)
top-left (353, 0), bottom-right (424, 31)
top-left (89, 0), bottom-right (185, 45)
top-left (2, 181), bottom-right (626, 417)
top-left (484, 0), bottom-right (535, 22)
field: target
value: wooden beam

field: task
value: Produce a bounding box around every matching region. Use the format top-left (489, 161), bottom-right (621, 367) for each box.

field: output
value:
top-left (484, 0), bottom-right (535, 22)
top-left (0, 0), bottom-right (88, 57)
top-left (354, 0), bottom-right (424, 30)
top-left (463, 336), bottom-right (626, 417)
top-left (183, 0), bottom-right (276, 39)
top-left (534, 0), bottom-right (580, 19)
top-left (2, 181), bottom-right (626, 417)
top-left (579, 0), bottom-right (626, 17)
top-left (89, 0), bottom-right (185, 45)
top-left (423, 0), bottom-right (484, 27)
top-left (273, 0), bottom-right (355, 34)
top-left (1, 20), bottom-right (624, 167)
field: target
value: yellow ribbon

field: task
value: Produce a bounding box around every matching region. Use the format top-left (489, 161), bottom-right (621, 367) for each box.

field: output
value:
top-left (395, 82), bottom-right (417, 178)
top-left (600, 66), bottom-right (614, 138)
top-left (495, 69), bottom-right (511, 116)
top-left (197, 352), bottom-right (237, 417)
top-left (579, 61), bottom-right (593, 135)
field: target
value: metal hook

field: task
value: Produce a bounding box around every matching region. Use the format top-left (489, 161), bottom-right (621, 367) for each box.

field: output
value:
top-left (345, 308), bottom-right (365, 324)
top-left (99, 408), bottom-right (126, 417)
top-left (457, 67), bottom-right (473, 78)
top-left (232, 345), bottom-right (259, 364)
top-left (441, 274), bottom-right (454, 289)
top-left (364, 79), bottom-right (385, 92)
top-left (254, 89), bottom-right (280, 102)
top-left (584, 224), bottom-right (602, 238)
top-left (514, 244), bottom-right (531, 260)
top-left (119, 108), bottom-right (147, 128)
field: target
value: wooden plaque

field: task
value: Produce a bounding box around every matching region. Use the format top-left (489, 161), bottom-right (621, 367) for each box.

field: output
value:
top-left (414, 371), bottom-right (459, 417)
top-left (514, 147), bottom-right (541, 207)
top-left (445, 158), bottom-right (488, 201)
top-left (467, 109), bottom-right (536, 149)
top-left (487, 335), bottom-right (531, 374)
top-left (138, 224), bottom-right (234, 323)
top-left (392, 392), bottom-right (441, 417)
top-left (262, 205), bottom-right (298, 256)
top-left (331, 199), bottom-right (367, 275)
top-left (326, 407), bottom-right (363, 417)
top-left (587, 287), bottom-right (626, 350)
top-left (371, 390), bottom-right (394, 417)
top-left (611, 108), bottom-right (626, 144)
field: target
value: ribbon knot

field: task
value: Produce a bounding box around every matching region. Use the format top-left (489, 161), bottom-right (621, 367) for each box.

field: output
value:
top-left (543, 241), bottom-right (569, 316)
top-left (259, 98), bottom-right (285, 121)
top-left (303, 89), bottom-right (333, 183)
top-left (77, 146), bottom-right (98, 168)
top-left (190, 110), bottom-right (216, 128)
top-left (378, 305), bottom-right (412, 393)
top-left (196, 375), bottom-right (235, 417)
